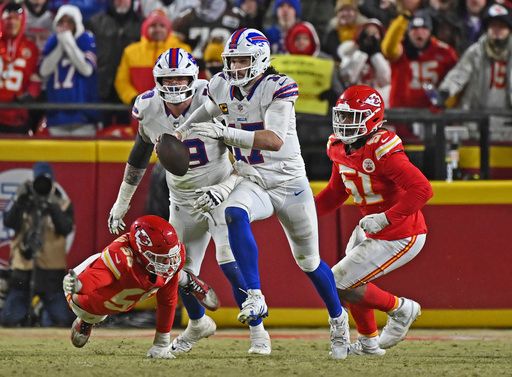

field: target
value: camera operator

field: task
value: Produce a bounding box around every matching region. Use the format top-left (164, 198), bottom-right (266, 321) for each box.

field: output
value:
top-left (1, 162), bottom-right (74, 327)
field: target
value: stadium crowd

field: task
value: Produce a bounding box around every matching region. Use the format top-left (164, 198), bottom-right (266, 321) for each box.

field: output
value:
top-left (0, 0), bottom-right (510, 141)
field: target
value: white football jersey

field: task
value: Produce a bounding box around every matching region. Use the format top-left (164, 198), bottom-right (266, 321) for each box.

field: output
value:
top-left (207, 72), bottom-right (306, 188)
top-left (132, 79), bottom-right (232, 204)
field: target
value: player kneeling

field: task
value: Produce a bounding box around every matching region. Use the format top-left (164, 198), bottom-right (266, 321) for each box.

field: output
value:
top-left (63, 215), bottom-right (210, 358)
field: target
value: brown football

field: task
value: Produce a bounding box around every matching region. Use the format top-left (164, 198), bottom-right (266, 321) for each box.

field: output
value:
top-left (155, 133), bottom-right (190, 176)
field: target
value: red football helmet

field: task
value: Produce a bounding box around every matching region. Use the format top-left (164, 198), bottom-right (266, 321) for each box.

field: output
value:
top-left (129, 215), bottom-right (183, 278)
top-left (332, 85), bottom-right (385, 144)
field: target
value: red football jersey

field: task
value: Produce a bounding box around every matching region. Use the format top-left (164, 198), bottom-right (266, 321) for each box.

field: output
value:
top-left (0, 36), bottom-right (40, 126)
top-left (316, 129), bottom-right (433, 240)
top-left (389, 38), bottom-right (457, 108)
top-left (75, 234), bottom-right (186, 333)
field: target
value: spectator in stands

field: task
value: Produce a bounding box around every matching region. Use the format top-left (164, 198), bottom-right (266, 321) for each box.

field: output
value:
top-left (114, 10), bottom-right (190, 106)
top-left (284, 21), bottom-right (345, 106)
top-left (24, 0), bottom-right (54, 54)
top-left (0, 1), bottom-right (41, 135)
top-left (322, 0), bottom-right (368, 60)
top-left (301, 0), bottom-right (335, 39)
top-left (381, 9), bottom-right (457, 109)
top-left (359, 0), bottom-right (398, 28)
top-left (237, 0), bottom-right (265, 30)
top-left (1, 162), bottom-right (74, 327)
top-left (172, 0), bottom-right (244, 72)
top-left (140, 0), bottom-right (199, 21)
top-left (49, 0), bottom-right (107, 22)
top-left (337, 18), bottom-right (391, 104)
top-left (457, 0), bottom-right (488, 52)
top-left (87, 0), bottom-right (141, 127)
top-left (438, 2), bottom-right (512, 141)
top-left (265, 0), bottom-right (301, 54)
top-left (39, 4), bottom-right (98, 137)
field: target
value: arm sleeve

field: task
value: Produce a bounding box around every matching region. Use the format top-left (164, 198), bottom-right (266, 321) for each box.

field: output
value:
top-left (39, 43), bottom-right (63, 77)
top-left (48, 201), bottom-right (74, 236)
top-left (438, 47), bottom-right (474, 98)
top-left (155, 275), bottom-right (179, 333)
top-left (127, 133), bottom-right (154, 169)
top-left (78, 257), bottom-right (116, 294)
top-left (315, 162), bottom-right (350, 216)
top-left (115, 51), bottom-right (139, 105)
top-left (263, 100), bottom-right (293, 142)
top-left (370, 53), bottom-right (391, 86)
top-left (59, 31), bottom-right (94, 77)
top-left (3, 201), bottom-right (25, 232)
top-left (381, 14), bottom-right (409, 61)
top-left (381, 152), bottom-right (433, 224)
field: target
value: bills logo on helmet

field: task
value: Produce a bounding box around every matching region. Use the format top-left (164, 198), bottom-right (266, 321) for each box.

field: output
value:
top-left (135, 229), bottom-right (153, 248)
top-left (246, 31), bottom-right (269, 46)
top-left (364, 93), bottom-right (382, 107)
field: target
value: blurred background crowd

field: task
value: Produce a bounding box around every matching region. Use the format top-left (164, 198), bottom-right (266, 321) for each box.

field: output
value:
top-left (0, 0), bottom-right (511, 179)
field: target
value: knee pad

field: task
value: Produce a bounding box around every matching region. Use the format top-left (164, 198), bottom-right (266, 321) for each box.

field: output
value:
top-left (216, 244), bottom-right (235, 265)
top-left (225, 206), bottom-right (249, 225)
top-left (294, 253), bottom-right (321, 272)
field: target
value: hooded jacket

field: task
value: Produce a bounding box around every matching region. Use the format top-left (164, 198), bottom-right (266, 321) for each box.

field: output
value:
top-left (114, 11), bottom-right (191, 105)
top-left (0, 2), bottom-right (41, 128)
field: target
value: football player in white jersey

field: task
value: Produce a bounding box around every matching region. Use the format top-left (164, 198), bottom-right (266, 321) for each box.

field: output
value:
top-left (175, 28), bottom-right (350, 360)
top-left (108, 48), bottom-right (271, 355)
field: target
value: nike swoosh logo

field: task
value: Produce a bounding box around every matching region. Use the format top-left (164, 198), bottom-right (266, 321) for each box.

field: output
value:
top-left (294, 190), bottom-right (305, 196)
top-left (278, 78), bottom-right (287, 86)
top-left (381, 137), bottom-right (390, 143)
top-left (115, 254), bottom-right (121, 264)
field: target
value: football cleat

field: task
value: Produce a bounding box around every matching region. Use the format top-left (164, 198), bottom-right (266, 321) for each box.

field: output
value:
top-left (237, 290), bottom-right (268, 324)
top-left (170, 315), bottom-right (216, 354)
top-left (329, 310), bottom-right (350, 360)
top-left (379, 297), bottom-right (421, 349)
top-left (182, 270), bottom-right (220, 311)
top-left (71, 318), bottom-right (93, 348)
top-left (348, 335), bottom-right (386, 356)
top-left (248, 330), bottom-right (271, 355)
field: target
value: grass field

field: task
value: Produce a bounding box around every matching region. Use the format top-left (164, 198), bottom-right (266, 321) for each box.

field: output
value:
top-left (0, 328), bottom-right (511, 377)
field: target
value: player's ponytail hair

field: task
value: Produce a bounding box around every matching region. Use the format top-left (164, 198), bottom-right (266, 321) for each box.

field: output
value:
top-left (263, 66), bottom-right (282, 77)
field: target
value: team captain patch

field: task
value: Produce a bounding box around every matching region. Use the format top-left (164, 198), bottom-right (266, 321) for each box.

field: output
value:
top-left (219, 103), bottom-right (229, 114)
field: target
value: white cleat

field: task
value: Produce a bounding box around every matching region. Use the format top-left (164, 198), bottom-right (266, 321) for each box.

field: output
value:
top-left (348, 335), bottom-right (386, 356)
top-left (170, 315), bottom-right (216, 354)
top-left (379, 297), bottom-right (421, 349)
top-left (237, 291), bottom-right (268, 324)
top-left (248, 330), bottom-right (271, 355)
top-left (70, 318), bottom-right (93, 348)
top-left (329, 310), bottom-right (350, 360)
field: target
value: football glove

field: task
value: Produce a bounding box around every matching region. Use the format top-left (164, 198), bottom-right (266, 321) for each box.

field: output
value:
top-left (108, 201), bottom-right (129, 235)
top-left (359, 212), bottom-right (389, 234)
top-left (193, 174), bottom-right (242, 213)
top-left (63, 269), bottom-right (82, 294)
top-left (193, 123), bottom-right (254, 149)
top-left (147, 332), bottom-right (176, 359)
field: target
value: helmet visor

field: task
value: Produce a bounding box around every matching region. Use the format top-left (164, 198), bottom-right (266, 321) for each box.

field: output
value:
top-left (332, 107), bottom-right (372, 143)
top-left (143, 244), bottom-right (181, 278)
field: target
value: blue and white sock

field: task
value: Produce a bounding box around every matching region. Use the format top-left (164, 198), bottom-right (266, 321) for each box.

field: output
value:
top-left (305, 260), bottom-right (343, 318)
top-left (179, 287), bottom-right (205, 320)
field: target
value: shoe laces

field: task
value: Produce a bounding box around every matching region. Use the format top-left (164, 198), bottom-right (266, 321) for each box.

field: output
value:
top-left (185, 272), bottom-right (208, 296)
top-left (79, 321), bottom-right (92, 335)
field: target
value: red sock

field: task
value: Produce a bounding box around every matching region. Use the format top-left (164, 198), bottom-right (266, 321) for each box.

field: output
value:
top-left (358, 283), bottom-right (398, 313)
top-left (348, 303), bottom-right (378, 336)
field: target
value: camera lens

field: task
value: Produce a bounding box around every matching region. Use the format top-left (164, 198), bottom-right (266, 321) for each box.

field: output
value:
top-left (33, 175), bottom-right (52, 196)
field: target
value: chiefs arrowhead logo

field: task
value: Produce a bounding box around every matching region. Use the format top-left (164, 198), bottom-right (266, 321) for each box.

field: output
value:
top-left (364, 93), bottom-right (382, 107)
top-left (135, 229), bottom-right (153, 248)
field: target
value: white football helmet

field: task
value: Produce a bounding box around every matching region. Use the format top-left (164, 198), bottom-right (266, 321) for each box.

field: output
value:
top-left (153, 48), bottom-right (199, 104)
top-left (221, 28), bottom-right (271, 87)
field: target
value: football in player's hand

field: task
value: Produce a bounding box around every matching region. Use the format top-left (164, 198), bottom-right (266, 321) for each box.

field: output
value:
top-left (155, 133), bottom-right (190, 176)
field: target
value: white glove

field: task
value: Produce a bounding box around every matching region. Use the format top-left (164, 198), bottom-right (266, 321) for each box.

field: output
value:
top-left (194, 123), bottom-right (254, 149)
top-left (359, 212), bottom-right (389, 234)
top-left (63, 269), bottom-right (82, 295)
top-left (147, 332), bottom-right (175, 359)
top-left (193, 174), bottom-right (242, 213)
top-left (108, 200), bottom-right (130, 235)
